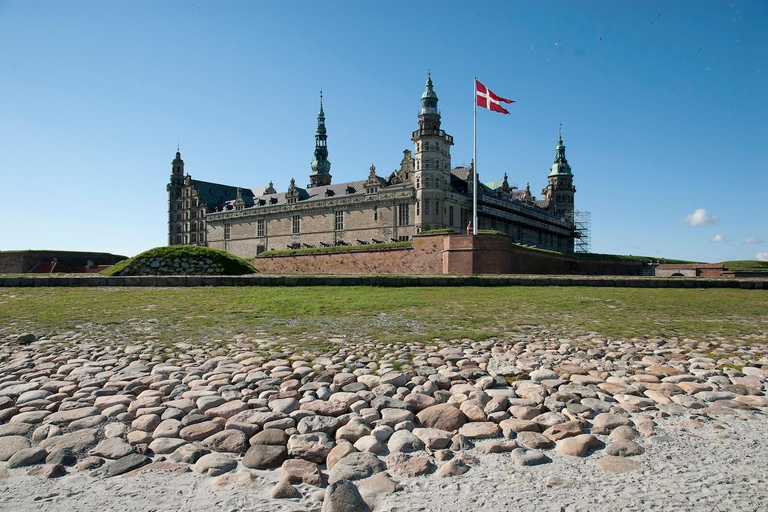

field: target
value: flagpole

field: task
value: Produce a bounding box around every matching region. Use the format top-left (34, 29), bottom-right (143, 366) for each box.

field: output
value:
top-left (473, 76), bottom-right (478, 236)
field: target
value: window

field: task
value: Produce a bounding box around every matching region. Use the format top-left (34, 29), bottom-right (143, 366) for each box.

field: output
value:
top-left (425, 177), bottom-right (430, 188)
top-left (257, 219), bottom-right (265, 237)
top-left (424, 141), bottom-right (430, 151)
top-left (373, 206), bottom-right (378, 221)
top-left (425, 199), bottom-right (430, 215)
top-left (190, 232), bottom-right (197, 243)
top-left (397, 203), bottom-right (409, 226)
top-left (398, 235), bottom-right (410, 242)
top-left (435, 200), bottom-right (439, 215)
top-left (334, 210), bottom-right (344, 231)
top-left (448, 205), bottom-right (454, 226)
top-left (224, 222), bottom-right (231, 240)
top-left (416, 178), bottom-right (420, 188)
top-left (292, 215), bottom-right (301, 234)
top-left (176, 234), bottom-right (182, 244)
top-left (256, 245), bottom-right (266, 255)
top-left (191, 221), bottom-right (197, 233)
top-left (416, 200), bottom-right (420, 216)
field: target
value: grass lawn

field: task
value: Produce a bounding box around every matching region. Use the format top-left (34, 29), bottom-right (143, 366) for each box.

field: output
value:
top-left (1, 287), bottom-right (766, 352)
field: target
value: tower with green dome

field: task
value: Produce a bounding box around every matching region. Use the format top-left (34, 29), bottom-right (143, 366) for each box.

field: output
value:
top-left (309, 92), bottom-right (332, 188)
top-left (542, 124), bottom-right (576, 216)
top-left (411, 74), bottom-right (454, 231)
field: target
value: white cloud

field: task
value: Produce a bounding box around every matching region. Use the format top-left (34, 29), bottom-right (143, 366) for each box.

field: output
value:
top-left (744, 236), bottom-right (764, 245)
top-left (711, 234), bottom-right (729, 243)
top-left (758, 253), bottom-right (768, 262)
top-left (683, 208), bottom-right (719, 227)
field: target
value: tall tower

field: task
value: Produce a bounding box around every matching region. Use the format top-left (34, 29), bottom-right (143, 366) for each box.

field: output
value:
top-left (309, 92), bottom-right (332, 188)
top-left (167, 148), bottom-right (185, 245)
top-left (543, 125), bottom-right (576, 216)
top-left (411, 74), bottom-right (454, 231)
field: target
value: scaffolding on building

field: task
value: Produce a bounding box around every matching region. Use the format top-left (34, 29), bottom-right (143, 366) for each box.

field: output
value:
top-left (573, 210), bottom-right (591, 253)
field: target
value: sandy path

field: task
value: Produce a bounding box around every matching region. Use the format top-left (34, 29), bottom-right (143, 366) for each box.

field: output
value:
top-left (2, 413), bottom-right (766, 512)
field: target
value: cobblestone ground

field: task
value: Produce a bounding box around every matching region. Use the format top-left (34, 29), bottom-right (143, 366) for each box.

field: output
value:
top-left (0, 328), bottom-right (766, 511)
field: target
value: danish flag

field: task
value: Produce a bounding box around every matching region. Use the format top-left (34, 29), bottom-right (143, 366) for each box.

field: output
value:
top-left (476, 80), bottom-right (514, 114)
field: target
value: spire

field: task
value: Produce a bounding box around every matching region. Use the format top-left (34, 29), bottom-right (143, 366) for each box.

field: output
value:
top-left (310, 92), bottom-right (332, 187)
top-left (420, 72), bottom-right (439, 115)
top-left (549, 125), bottom-right (572, 176)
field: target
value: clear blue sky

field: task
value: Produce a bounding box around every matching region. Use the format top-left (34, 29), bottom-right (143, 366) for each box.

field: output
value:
top-left (1, 1), bottom-right (766, 262)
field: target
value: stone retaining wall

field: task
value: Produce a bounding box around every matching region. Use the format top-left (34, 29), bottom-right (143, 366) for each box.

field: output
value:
top-left (0, 274), bottom-right (764, 289)
top-left (113, 256), bottom-right (226, 276)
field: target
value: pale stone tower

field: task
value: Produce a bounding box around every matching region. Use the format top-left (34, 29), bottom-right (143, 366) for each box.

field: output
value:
top-left (309, 93), bottom-right (332, 188)
top-left (411, 74), bottom-right (454, 231)
top-left (167, 148), bottom-right (185, 245)
top-left (542, 125), bottom-right (576, 216)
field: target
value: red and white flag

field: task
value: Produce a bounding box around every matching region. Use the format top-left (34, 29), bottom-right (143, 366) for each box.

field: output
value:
top-left (476, 80), bottom-right (514, 114)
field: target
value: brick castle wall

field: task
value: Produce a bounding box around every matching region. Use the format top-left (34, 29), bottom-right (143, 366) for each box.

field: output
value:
top-left (252, 233), bottom-right (647, 276)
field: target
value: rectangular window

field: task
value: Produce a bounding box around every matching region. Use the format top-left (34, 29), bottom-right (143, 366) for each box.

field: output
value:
top-left (257, 219), bottom-right (265, 237)
top-left (190, 232), bottom-right (197, 243)
top-left (292, 215), bottom-right (301, 234)
top-left (176, 234), bottom-right (182, 244)
top-left (224, 222), bottom-right (231, 240)
top-left (435, 200), bottom-right (439, 215)
top-left (425, 199), bottom-right (430, 216)
top-left (334, 210), bottom-right (344, 231)
top-left (398, 235), bottom-right (410, 242)
top-left (373, 206), bottom-right (378, 221)
top-left (397, 203), bottom-right (409, 226)
top-left (448, 205), bottom-right (454, 226)
top-left (256, 245), bottom-right (266, 254)
top-left (416, 200), bottom-right (420, 216)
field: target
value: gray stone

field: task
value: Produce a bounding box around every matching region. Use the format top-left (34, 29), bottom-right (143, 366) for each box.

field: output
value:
top-left (510, 448), bottom-right (552, 466)
top-left (0, 435), bottom-right (30, 461)
top-left (170, 443), bottom-right (210, 464)
top-left (243, 444), bottom-right (287, 469)
top-left (148, 438), bottom-right (187, 455)
top-left (40, 428), bottom-right (99, 454)
top-left (298, 415), bottom-right (340, 435)
top-left (201, 429), bottom-right (249, 453)
top-left (7, 447), bottom-right (48, 468)
top-left (28, 463), bottom-right (67, 479)
top-left (270, 480), bottom-right (301, 499)
top-left (387, 429), bottom-right (425, 453)
top-left (322, 480), bottom-right (371, 512)
top-left (328, 452), bottom-right (386, 484)
top-left (194, 452), bottom-right (237, 476)
top-left (416, 404), bottom-right (467, 431)
top-left (105, 453), bottom-right (150, 477)
top-left (606, 441), bottom-right (645, 457)
top-left (287, 432), bottom-right (335, 464)
top-left (435, 458), bottom-right (470, 477)
top-left (46, 448), bottom-right (77, 466)
top-left (44, 406), bottom-right (100, 426)
top-left (89, 438), bottom-right (135, 459)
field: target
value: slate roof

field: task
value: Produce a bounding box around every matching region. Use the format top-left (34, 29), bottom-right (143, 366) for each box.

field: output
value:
top-left (191, 180), bottom-right (255, 210)
top-left (221, 179), bottom-right (373, 210)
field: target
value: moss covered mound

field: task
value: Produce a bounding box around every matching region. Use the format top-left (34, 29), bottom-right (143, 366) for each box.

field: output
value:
top-left (101, 246), bottom-right (257, 276)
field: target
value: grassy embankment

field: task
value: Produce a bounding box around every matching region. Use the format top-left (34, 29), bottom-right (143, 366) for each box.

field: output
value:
top-left (1, 288), bottom-right (765, 352)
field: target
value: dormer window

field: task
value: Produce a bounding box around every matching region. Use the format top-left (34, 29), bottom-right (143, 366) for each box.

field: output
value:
top-left (325, 189), bottom-right (335, 197)
top-left (346, 186), bottom-right (355, 195)
top-left (270, 197), bottom-right (278, 204)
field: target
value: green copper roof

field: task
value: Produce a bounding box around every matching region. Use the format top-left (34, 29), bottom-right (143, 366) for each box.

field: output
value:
top-left (549, 131), bottom-right (573, 176)
top-left (421, 75), bottom-right (438, 101)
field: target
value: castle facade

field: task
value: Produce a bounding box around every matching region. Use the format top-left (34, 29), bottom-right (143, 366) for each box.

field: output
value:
top-left (167, 77), bottom-right (577, 258)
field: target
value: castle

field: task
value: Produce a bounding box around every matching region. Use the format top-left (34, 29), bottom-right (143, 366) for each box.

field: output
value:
top-left (167, 76), bottom-right (577, 258)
